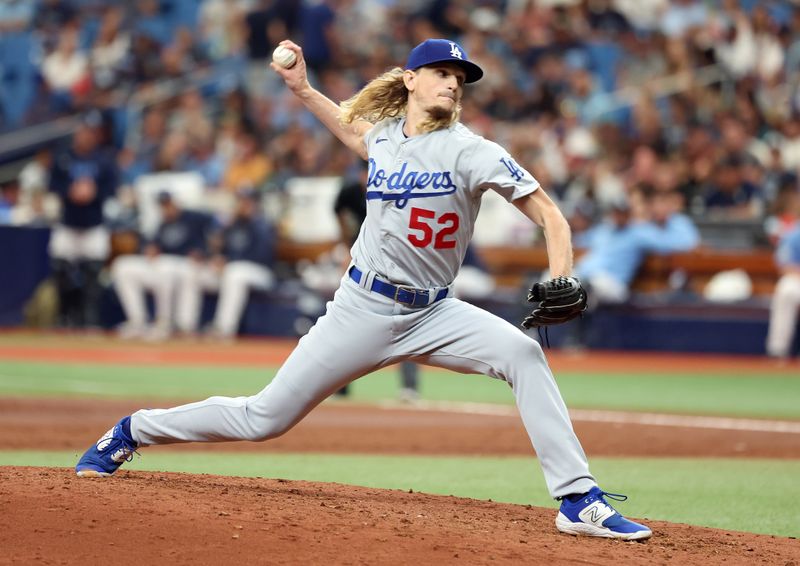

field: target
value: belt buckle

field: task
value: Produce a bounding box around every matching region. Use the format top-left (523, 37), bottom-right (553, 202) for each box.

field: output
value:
top-left (394, 285), bottom-right (424, 306)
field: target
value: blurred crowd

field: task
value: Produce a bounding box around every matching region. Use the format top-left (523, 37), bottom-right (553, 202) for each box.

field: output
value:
top-left (1, 0), bottom-right (800, 229)
top-left (1, 0), bottom-right (800, 347)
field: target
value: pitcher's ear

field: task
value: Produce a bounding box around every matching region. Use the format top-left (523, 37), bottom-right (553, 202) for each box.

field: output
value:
top-left (403, 69), bottom-right (417, 91)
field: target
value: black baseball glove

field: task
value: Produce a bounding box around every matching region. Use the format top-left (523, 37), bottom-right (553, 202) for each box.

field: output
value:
top-left (521, 276), bottom-right (587, 328)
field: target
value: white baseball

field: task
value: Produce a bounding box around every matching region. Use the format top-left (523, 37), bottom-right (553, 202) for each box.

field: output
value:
top-left (272, 45), bottom-right (297, 69)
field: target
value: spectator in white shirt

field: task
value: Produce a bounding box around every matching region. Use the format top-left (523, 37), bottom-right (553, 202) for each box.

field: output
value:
top-left (40, 26), bottom-right (88, 113)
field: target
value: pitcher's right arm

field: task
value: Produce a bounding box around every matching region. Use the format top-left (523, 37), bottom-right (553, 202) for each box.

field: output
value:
top-left (271, 40), bottom-right (372, 160)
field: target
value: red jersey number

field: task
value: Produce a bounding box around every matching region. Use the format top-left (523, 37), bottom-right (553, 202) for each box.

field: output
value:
top-left (408, 207), bottom-right (460, 249)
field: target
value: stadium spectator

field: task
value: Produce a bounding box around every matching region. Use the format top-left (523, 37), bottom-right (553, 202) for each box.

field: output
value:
top-left (243, 0), bottom-right (299, 94)
top-left (702, 156), bottom-right (763, 220)
top-left (168, 90), bottom-right (215, 145)
top-left (575, 188), bottom-right (699, 304)
top-left (766, 224), bottom-right (800, 360)
top-left (18, 148), bottom-right (51, 198)
top-left (244, 0), bottom-right (294, 61)
top-left (221, 130), bottom-right (273, 192)
top-left (40, 26), bottom-right (89, 114)
top-left (6, 0), bottom-right (800, 346)
top-left (129, 32), bottom-right (163, 85)
top-left (562, 66), bottom-right (618, 127)
top-left (111, 191), bottom-right (212, 340)
top-left (133, 0), bottom-right (172, 47)
top-left (89, 6), bottom-right (130, 91)
top-left (152, 131), bottom-right (190, 173)
top-left (659, 0), bottom-right (708, 39)
top-left (0, 0), bottom-right (35, 33)
top-left (32, 0), bottom-right (76, 46)
top-left (161, 27), bottom-right (209, 79)
top-left (198, 0), bottom-right (248, 62)
top-left (777, 117), bottom-right (800, 170)
top-left (175, 188), bottom-right (276, 339)
top-left (12, 150), bottom-right (54, 226)
top-left (0, 180), bottom-right (19, 224)
top-left (118, 107), bottom-right (168, 184)
top-left (299, 0), bottom-right (336, 73)
top-left (639, 189), bottom-right (701, 252)
top-left (764, 176), bottom-right (800, 246)
top-left (48, 113), bottom-right (118, 329)
top-left (184, 130), bottom-right (227, 189)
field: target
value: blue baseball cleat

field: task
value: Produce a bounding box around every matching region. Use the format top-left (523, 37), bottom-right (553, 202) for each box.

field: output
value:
top-left (555, 487), bottom-right (652, 540)
top-left (75, 416), bottom-right (138, 478)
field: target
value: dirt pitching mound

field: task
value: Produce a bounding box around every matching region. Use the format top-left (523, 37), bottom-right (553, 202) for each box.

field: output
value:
top-left (1, 467), bottom-right (797, 565)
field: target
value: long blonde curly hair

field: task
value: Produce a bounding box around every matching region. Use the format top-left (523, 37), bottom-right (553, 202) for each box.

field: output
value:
top-left (339, 67), bottom-right (461, 133)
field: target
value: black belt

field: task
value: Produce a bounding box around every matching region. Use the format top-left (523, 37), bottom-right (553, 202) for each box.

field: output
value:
top-left (349, 266), bottom-right (449, 307)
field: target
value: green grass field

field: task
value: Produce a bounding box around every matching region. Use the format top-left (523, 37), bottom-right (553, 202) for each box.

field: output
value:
top-left (1, 358), bottom-right (799, 537)
top-left (1, 360), bottom-right (799, 418)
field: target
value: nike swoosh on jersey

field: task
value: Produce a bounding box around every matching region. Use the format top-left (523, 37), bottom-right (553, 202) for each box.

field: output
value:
top-left (376, 138), bottom-right (389, 144)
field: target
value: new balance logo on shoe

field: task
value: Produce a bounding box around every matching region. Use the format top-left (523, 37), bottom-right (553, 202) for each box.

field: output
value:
top-left (578, 501), bottom-right (615, 526)
top-left (96, 427), bottom-right (115, 451)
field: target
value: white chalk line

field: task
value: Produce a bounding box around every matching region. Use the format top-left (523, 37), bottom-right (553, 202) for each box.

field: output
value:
top-left (378, 400), bottom-right (800, 434)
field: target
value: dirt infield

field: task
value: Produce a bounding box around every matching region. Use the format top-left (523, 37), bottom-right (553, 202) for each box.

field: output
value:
top-left (1, 334), bottom-right (799, 563)
top-left (2, 397), bottom-right (800, 459)
top-left (2, 397), bottom-right (800, 564)
top-left (1, 467), bottom-right (798, 566)
top-left (1, 332), bottom-right (798, 373)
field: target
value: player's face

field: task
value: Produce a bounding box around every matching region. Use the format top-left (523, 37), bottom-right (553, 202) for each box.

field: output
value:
top-left (407, 64), bottom-right (465, 119)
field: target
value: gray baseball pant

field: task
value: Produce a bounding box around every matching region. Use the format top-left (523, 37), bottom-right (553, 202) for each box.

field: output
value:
top-left (131, 276), bottom-right (596, 498)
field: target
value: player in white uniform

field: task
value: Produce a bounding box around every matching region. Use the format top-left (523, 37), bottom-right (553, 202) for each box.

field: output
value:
top-left (76, 39), bottom-right (651, 541)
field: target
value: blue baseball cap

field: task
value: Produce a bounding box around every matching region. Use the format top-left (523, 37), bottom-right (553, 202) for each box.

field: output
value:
top-left (404, 39), bottom-right (484, 83)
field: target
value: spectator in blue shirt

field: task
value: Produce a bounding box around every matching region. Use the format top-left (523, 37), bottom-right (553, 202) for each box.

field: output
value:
top-left (637, 190), bottom-right (701, 253)
top-left (134, 0), bottom-right (171, 46)
top-left (574, 198), bottom-right (643, 303)
top-left (111, 191), bottom-right (213, 340)
top-left (184, 132), bottom-right (226, 189)
top-left (766, 224), bottom-right (800, 360)
top-left (48, 113), bottom-right (118, 328)
top-left (176, 188), bottom-right (276, 339)
top-left (118, 107), bottom-right (166, 184)
top-left (575, 189), bottom-right (699, 304)
top-left (299, 0), bottom-right (335, 72)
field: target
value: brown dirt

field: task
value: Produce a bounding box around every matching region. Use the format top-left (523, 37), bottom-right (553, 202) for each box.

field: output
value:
top-left (1, 333), bottom-right (799, 563)
top-left (2, 397), bottom-right (800, 459)
top-left (1, 332), bottom-right (799, 374)
top-left (1, 467), bottom-right (797, 566)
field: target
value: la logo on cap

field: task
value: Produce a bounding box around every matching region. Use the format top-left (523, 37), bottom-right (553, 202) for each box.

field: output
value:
top-left (405, 39), bottom-right (484, 83)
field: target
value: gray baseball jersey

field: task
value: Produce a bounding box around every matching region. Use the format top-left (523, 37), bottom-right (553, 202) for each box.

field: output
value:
top-left (128, 117), bottom-right (596, 500)
top-left (353, 118), bottom-right (538, 288)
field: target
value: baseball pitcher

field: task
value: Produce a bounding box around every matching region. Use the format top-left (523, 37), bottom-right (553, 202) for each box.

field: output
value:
top-left (76, 39), bottom-right (651, 541)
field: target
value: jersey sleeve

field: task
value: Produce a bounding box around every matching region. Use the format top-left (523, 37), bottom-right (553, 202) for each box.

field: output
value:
top-left (363, 118), bottom-right (390, 151)
top-left (466, 139), bottom-right (540, 202)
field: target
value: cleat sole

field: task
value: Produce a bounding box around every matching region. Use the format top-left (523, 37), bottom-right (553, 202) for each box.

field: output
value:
top-left (556, 512), bottom-right (652, 541)
top-left (76, 469), bottom-right (112, 478)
